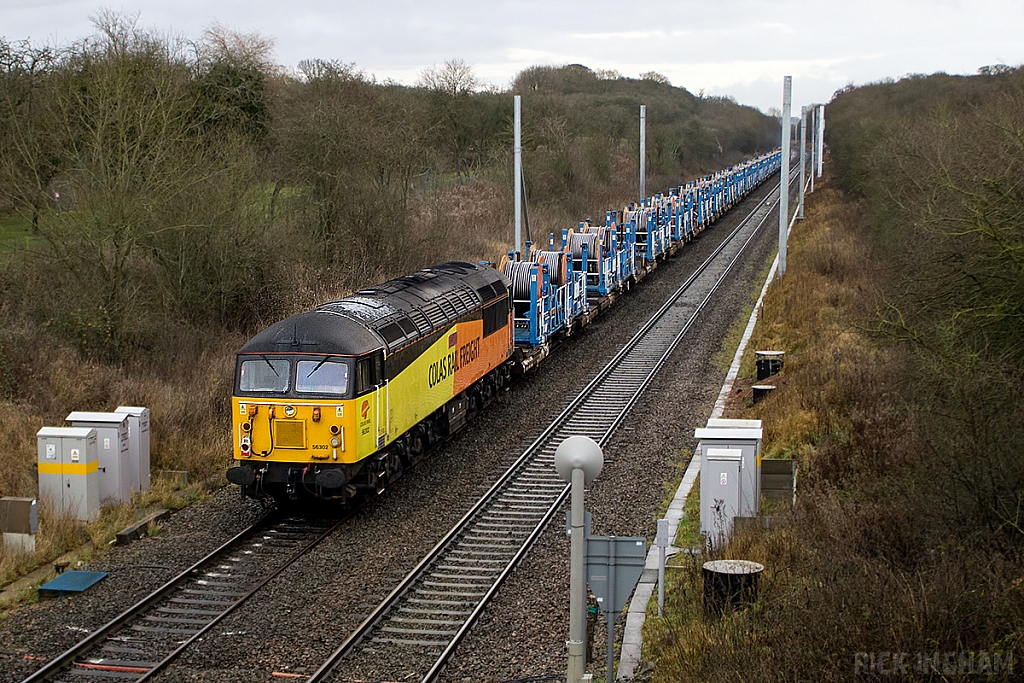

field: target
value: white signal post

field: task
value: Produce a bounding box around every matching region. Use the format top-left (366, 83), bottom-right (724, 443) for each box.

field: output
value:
top-left (779, 76), bottom-right (792, 277)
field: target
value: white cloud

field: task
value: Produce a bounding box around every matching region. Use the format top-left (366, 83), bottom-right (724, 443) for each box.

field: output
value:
top-left (2, 0), bottom-right (1023, 110)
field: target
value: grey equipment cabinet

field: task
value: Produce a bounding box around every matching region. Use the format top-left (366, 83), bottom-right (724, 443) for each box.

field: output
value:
top-left (65, 412), bottom-right (131, 503)
top-left (700, 447), bottom-right (743, 546)
top-left (694, 425), bottom-right (763, 517)
top-left (115, 406), bottom-right (151, 493)
top-left (36, 426), bottom-right (100, 522)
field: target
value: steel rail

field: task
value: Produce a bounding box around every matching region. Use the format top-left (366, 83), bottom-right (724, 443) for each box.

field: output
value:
top-left (22, 509), bottom-right (349, 683)
top-left (308, 170), bottom-right (796, 683)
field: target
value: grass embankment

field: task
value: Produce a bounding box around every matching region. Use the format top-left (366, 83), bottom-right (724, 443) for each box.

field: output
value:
top-left (642, 172), bottom-right (1023, 681)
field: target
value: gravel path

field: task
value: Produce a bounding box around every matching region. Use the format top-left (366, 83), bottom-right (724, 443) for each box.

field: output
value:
top-left (0, 179), bottom-right (780, 683)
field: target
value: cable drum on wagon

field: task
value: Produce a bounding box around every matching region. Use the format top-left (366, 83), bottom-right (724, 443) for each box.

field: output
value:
top-left (504, 260), bottom-right (540, 300)
top-left (584, 225), bottom-right (613, 252)
top-left (532, 250), bottom-right (568, 286)
top-left (569, 231), bottom-right (600, 260)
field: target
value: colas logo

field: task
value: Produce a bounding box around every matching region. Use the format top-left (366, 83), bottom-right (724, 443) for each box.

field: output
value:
top-left (360, 400), bottom-right (369, 420)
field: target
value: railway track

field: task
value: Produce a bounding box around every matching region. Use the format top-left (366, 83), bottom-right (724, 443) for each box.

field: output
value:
top-left (308, 171), bottom-right (796, 683)
top-left (22, 511), bottom-right (347, 683)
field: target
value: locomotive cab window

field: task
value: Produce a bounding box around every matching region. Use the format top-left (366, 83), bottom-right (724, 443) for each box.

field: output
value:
top-left (355, 352), bottom-right (383, 395)
top-left (239, 357), bottom-right (290, 393)
top-left (296, 358), bottom-right (349, 395)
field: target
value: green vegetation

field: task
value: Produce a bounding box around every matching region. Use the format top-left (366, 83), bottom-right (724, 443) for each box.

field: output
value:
top-left (0, 214), bottom-right (32, 244)
top-left (644, 68), bottom-right (1024, 681)
top-left (0, 15), bottom-right (778, 583)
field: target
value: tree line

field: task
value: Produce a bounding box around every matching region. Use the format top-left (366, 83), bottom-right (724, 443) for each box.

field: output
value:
top-left (0, 13), bottom-right (779, 362)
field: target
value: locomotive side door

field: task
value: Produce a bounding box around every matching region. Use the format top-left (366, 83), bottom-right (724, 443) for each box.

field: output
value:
top-left (373, 351), bottom-right (388, 449)
top-left (355, 353), bottom-right (386, 455)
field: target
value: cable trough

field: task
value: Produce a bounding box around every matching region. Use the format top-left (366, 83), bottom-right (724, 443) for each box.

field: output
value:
top-left (308, 171), bottom-right (797, 683)
top-left (22, 511), bottom-right (347, 683)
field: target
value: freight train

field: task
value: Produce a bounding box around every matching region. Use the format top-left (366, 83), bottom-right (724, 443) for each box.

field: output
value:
top-left (226, 150), bottom-right (782, 502)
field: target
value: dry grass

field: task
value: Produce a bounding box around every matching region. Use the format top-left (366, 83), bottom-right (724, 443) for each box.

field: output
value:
top-left (642, 173), bottom-right (1024, 681)
top-left (0, 318), bottom-right (234, 591)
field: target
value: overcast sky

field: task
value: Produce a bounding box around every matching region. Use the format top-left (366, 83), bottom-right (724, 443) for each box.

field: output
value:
top-left (5, 0), bottom-right (1022, 112)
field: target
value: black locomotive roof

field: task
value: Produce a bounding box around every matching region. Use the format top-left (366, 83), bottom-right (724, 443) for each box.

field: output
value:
top-left (239, 261), bottom-right (509, 357)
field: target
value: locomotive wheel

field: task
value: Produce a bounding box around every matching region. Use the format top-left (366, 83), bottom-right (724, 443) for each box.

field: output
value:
top-left (406, 429), bottom-right (425, 462)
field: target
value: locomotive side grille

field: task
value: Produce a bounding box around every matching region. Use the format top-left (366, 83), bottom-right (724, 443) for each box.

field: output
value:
top-left (273, 420), bottom-right (306, 449)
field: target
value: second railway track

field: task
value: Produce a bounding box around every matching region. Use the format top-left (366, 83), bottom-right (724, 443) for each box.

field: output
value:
top-left (308, 171), bottom-right (796, 683)
top-left (22, 511), bottom-right (348, 683)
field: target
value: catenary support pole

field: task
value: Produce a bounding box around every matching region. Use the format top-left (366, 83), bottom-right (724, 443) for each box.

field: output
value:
top-left (817, 104), bottom-right (825, 177)
top-left (514, 95), bottom-right (522, 256)
top-left (639, 104), bottom-right (646, 203)
top-left (779, 77), bottom-right (792, 277)
top-left (798, 105), bottom-right (807, 219)
top-left (809, 105), bottom-right (816, 193)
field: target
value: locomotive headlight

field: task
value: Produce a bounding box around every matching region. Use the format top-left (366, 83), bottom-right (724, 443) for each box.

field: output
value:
top-left (240, 435), bottom-right (251, 456)
top-left (284, 405), bottom-right (296, 417)
top-left (330, 437), bottom-right (340, 448)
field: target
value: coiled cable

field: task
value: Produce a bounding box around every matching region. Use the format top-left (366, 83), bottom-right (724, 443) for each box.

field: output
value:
top-left (531, 250), bottom-right (567, 286)
top-left (568, 232), bottom-right (599, 259)
top-left (503, 261), bottom-right (537, 299)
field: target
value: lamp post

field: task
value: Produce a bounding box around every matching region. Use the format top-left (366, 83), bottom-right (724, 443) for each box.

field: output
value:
top-left (555, 436), bottom-right (604, 683)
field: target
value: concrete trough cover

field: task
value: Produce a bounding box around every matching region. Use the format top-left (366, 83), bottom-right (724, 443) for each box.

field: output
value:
top-left (703, 559), bottom-right (764, 575)
top-left (751, 385), bottom-right (776, 403)
top-left (702, 560), bottom-right (765, 615)
top-left (38, 570), bottom-right (108, 598)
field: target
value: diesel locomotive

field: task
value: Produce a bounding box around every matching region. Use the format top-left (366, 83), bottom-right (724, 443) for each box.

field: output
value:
top-left (226, 261), bottom-right (513, 502)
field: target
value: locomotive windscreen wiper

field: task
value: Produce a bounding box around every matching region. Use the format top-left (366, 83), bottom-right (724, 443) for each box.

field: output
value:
top-left (260, 355), bottom-right (281, 376)
top-left (306, 356), bottom-right (330, 378)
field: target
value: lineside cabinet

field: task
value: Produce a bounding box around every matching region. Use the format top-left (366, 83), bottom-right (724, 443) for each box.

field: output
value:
top-left (65, 412), bottom-right (131, 503)
top-left (36, 426), bottom-right (100, 522)
top-left (115, 406), bottom-right (151, 493)
top-left (694, 424), bottom-right (763, 517)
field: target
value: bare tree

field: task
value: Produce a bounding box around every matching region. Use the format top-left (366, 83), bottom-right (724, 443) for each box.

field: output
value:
top-left (199, 22), bottom-right (276, 70)
top-left (0, 38), bottom-right (60, 231)
top-left (297, 58), bottom-right (360, 83)
top-left (418, 58), bottom-right (478, 96)
top-left (640, 71), bottom-right (670, 85)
